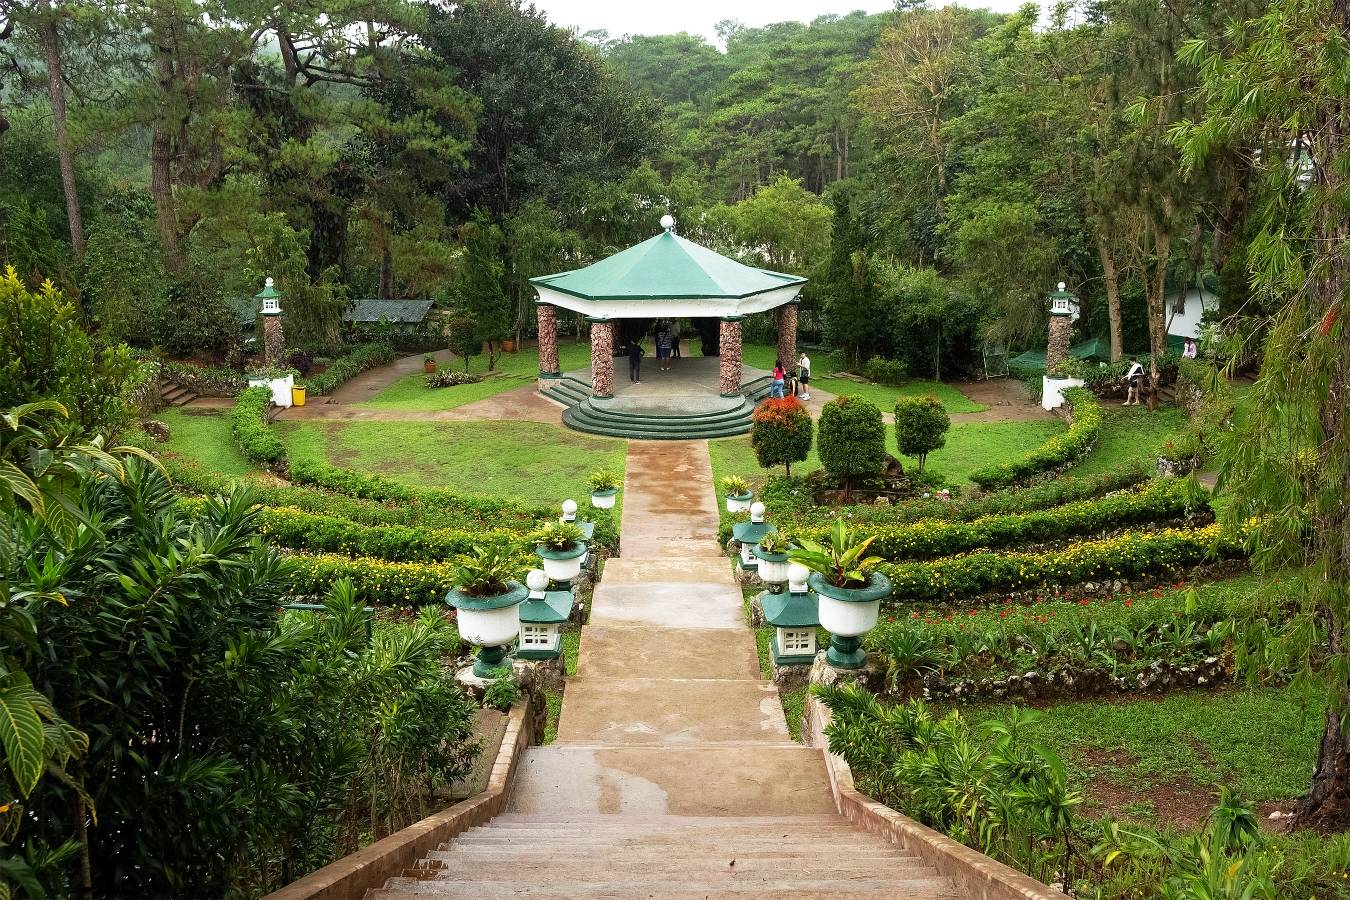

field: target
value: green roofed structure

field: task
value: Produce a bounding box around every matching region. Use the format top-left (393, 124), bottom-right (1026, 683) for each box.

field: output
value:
top-left (528, 216), bottom-right (808, 439)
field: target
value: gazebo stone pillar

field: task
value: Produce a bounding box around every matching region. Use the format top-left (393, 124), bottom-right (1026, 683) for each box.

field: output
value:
top-left (537, 303), bottom-right (560, 380)
top-left (588, 317), bottom-right (614, 399)
top-left (719, 316), bottom-right (743, 398)
top-left (776, 302), bottom-right (798, 371)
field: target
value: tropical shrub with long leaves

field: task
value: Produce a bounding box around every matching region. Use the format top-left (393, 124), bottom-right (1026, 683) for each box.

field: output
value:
top-left (2, 435), bottom-right (479, 897)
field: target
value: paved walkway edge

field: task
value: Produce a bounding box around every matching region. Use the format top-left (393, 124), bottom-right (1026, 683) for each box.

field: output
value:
top-left (803, 694), bottom-right (1071, 900)
top-left (263, 699), bottom-right (536, 900)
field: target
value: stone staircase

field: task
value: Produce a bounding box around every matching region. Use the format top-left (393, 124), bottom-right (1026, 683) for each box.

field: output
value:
top-left (158, 377), bottom-right (199, 407)
top-left (368, 814), bottom-right (960, 897)
top-left (363, 440), bottom-right (963, 900)
top-left (543, 373), bottom-right (775, 439)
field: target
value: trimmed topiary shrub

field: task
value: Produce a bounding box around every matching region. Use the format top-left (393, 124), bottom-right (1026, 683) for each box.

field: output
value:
top-left (969, 388), bottom-right (1102, 490)
top-left (750, 396), bottom-right (814, 476)
top-left (894, 396), bottom-right (949, 473)
top-left (817, 395), bottom-right (886, 486)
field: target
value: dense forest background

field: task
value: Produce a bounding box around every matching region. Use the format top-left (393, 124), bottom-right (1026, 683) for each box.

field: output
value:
top-left (0, 0), bottom-right (1285, 376)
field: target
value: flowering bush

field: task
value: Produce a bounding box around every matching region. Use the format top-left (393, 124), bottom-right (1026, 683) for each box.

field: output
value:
top-left (790, 477), bottom-right (1209, 562)
top-left (970, 388), bottom-right (1102, 489)
top-left (287, 552), bottom-right (458, 606)
top-left (750, 396), bottom-right (813, 476)
top-left (426, 370), bottom-right (483, 388)
top-left (880, 523), bottom-right (1247, 604)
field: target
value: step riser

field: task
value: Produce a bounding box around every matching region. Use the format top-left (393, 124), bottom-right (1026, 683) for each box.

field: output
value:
top-left (375, 876), bottom-right (952, 895)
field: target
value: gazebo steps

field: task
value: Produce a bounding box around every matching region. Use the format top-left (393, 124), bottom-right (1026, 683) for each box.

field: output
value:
top-left (542, 378), bottom-right (593, 406)
top-left (562, 400), bottom-right (753, 439)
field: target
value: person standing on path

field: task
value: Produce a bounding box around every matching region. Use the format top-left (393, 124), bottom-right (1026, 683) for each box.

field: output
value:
top-left (656, 325), bottom-right (672, 372)
top-left (797, 351), bottom-right (812, 400)
top-left (771, 361), bottom-right (786, 398)
top-left (627, 337), bottom-right (645, 384)
top-left (670, 321), bottom-right (681, 359)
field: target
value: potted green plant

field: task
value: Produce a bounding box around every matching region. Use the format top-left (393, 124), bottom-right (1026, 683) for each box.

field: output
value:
top-left (789, 518), bottom-right (891, 669)
top-left (534, 521), bottom-right (588, 582)
top-left (424, 354), bottom-right (438, 374)
top-left (444, 544), bottom-right (527, 676)
top-left (721, 475), bottom-right (753, 513)
top-left (753, 531), bottom-right (791, 587)
top-left (588, 470), bottom-right (621, 509)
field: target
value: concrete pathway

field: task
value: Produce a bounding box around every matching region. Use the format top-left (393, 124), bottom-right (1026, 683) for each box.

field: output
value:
top-left (508, 440), bottom-right (838, 816)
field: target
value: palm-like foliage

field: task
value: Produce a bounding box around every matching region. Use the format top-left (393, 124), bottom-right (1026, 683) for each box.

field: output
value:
top-left (788, 517), bottom-right (883, 587)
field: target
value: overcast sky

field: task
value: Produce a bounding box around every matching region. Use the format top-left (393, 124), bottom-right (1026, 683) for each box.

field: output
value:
top-left (531, 0), bottom-right (1036, 44)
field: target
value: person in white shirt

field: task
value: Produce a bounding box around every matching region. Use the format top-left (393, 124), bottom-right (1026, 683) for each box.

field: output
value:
top-left (797, 351), bottom-right (811, 400)
top-left (1121, 356), bottom-right (1144, 406)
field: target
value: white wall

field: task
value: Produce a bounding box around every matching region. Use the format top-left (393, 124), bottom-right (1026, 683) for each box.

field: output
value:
top-left (1165, 286), bottom-right (1218, 339)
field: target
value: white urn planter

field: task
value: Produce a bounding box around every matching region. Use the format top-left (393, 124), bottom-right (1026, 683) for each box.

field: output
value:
top-left (445, 581), bottom-right (528, 676)
top-left (725, 491), bottom-right (753, 513)
top-left (536, 542), bottom-right (588, 582)
top-left (811, 571), bottom-right (892, 670)
top-left (752, 544), bottom-right (790, 586)
top-left (590, 488), bottom-right (619, 510)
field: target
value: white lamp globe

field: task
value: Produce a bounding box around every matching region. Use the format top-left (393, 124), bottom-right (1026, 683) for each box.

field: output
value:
top-left (788, 562), bottom-right (810, 593)
top-left (1057, 281), bottom-right (1066, 291)
top-left (561, 499), bottom-right (578, 522)
top-left (750, 502), bottom-right (766, 523)
top-left (660, 213), bottom-right (676, 231)
top-left (526, 568), bottom-right (549, 597)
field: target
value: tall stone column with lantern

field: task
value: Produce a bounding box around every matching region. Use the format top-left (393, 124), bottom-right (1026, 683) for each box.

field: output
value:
top-left (588, 317), bottom-right (614, 399)
top-left (776, 302), bottom-right (798, 373)
top-left (537, 303), bottom-right (560, 380)
top-left (257, 277), bottom-right (284, 368)
top-left (719, 316), bottom-right (743, 397)
top-left (1046, 282), bottom-right (1075, 372)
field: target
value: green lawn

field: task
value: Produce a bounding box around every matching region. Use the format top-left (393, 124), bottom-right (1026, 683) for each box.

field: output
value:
top-left (709, 419), bottom-right (1059, 493)
top-left (966, 685), bottom-right (1321, 824)
top-left (278, 420), bottom-right (627, 507)
top-left (359, 340), bottom-right (595, 411)
top-left (734, 343), bottom-right (986, 413)
top-left (156, 407), bottom-right (263, 478)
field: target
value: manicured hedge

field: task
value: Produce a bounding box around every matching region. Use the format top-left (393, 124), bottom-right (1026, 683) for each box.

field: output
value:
top-left (286, 552), bottom-right (458, 606)
top-left (791, 476), bottom-right (1207, 562)
top-left (880, 523), bottom-right (1246, 605)
top-left (307, 342), bottom-right (395, 395)
top-left (969, 388), bottom-right (1101, 490)
top-left (231, 387), bottom-right (285, 464)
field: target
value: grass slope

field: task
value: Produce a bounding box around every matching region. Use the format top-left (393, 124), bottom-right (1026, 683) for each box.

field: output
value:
top-left (359, 341), bottom-right (594, 411)
top-left (156, 408), bottom-right (263, 478)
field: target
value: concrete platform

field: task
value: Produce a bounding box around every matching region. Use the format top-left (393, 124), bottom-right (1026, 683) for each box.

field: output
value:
top-left (588, 581), bottom-right (747, 629)
top-left (556, 677), bottom-right (789, 744)
top-left (506, 745), bottom-right (838, 816)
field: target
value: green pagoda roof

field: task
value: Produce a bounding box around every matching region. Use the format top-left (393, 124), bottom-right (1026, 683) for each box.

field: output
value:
top-left (762, 591), bottom-right (820, 628)
top-left (530, 231), bottom-right (805, 302)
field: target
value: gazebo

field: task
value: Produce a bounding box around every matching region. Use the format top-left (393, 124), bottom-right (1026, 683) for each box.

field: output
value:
top-left (530, 217), bottom-right (807, 438)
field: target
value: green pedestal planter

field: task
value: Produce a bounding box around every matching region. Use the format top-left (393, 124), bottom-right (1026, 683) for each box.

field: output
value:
top-left (445, 581), bottom-right (528, 677)
top-left (810, 571), bottom-right (892, 670)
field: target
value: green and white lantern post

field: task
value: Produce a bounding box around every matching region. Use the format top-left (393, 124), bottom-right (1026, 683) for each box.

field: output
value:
top-left (516, 569), bottom-right (572, 661)
top-left (731, 502), bottom-right (775, 570)
top-left (446, 580), bottom-right (528, 677)
top-left (762, 562), bottom-right (820, 666)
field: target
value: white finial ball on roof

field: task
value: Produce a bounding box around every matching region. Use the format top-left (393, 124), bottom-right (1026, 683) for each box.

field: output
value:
top-left (265, 277), bottom-right (276, 289)
top-left (1057, 281), bottom-right (1066, 291)
top-left (526, 569), bottom-right (549, 593)
top-left (788, 562), bottom-right (810, 592)
top-left (750, 502), bottom-right (766, 523)
top-left (561, 499), bottom-right (578, 521)
top-left (660, 213), bottom-right (676, 232)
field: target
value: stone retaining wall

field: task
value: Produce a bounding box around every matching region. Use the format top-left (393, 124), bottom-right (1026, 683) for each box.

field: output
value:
top-left (804, 693), bottom-right (1071, 900)
top-left (263, 698), bottom-right (535, 900)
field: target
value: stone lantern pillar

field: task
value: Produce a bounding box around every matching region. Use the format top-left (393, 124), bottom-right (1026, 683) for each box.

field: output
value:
top-left (256, 277), bottom-right (284, 368)
top-left (775, 302), bottom-right (798, 374)
top-left (537, 303), bottom-right (560, 380)
top-left (718, 316), bottom-right (743, 397)
top-left (1046, 282), bottom-right (1076, 372)
top-left (588, 317), bottom-right (614, 399)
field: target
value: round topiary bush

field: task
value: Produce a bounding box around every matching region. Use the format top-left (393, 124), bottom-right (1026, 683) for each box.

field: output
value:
top-left (894, 395), bottom-right (950, 473)
top-left (750, 396), bottom-right (814, 476)
top-left (817, 395), bottom-right (886, 486)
